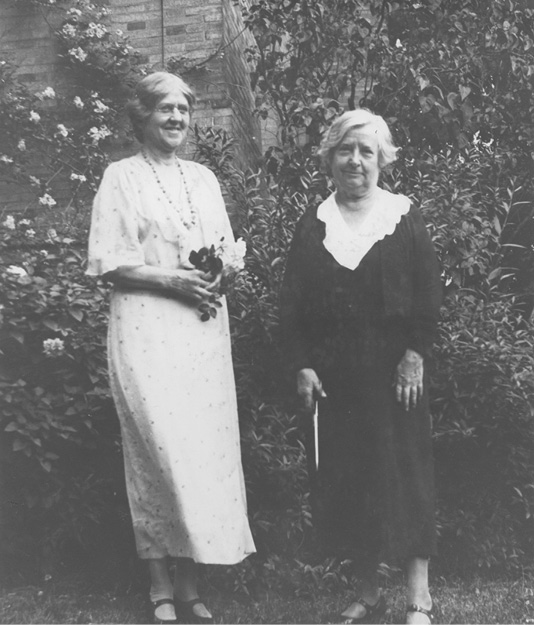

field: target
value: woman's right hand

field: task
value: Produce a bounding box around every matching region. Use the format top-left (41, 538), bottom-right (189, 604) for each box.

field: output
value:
top-left (164, 267), bottom-right (218, 303)
top-left (297, 368), bottom-right (327, 414)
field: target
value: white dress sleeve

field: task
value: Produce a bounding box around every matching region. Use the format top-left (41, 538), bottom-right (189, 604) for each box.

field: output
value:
top-left (86, 162), bottom-right (146, 276)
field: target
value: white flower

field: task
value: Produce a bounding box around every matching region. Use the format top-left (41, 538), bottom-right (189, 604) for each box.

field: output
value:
top-left (26, 229), bottom-right (36, 238)
top-left (224, 237), bottom-right (247, 271)
top-left (39, 193), bottom-right (57, 207)
top-left (234, 237), bottom-right (247, 258)
top-left (19, 219), bottom-right (31, 226)
top-left (39, 249), bottom-right (49, 258)
top-left (17, 139), bottom-right (26, 151)
top-left (56, 124), bottom-right (69, 138)
top-left (29, 175), bottom-right (41, 187)
top-left (93, 99), bottom-right (109, 114)
top-left (2, 215), bottom-right (15, 230)
top-left (70, 173), bottom-right (87, 182)
top-left (68, 47), bottom-right (88, 62)
top-left (88, 125), bottom-right (112, 145)
top-left (43, 338), bottom-right (65, 357)
top-left (67, 8), bottom-right (82, 17)
top-left (86, 22), bottom-right (107, 39)
top-left (41, 87), bottom-right (56, 99)
top-left (115, 29), bottom-right (124, 36)
top-left (29, 111), bottom-right (41, 123)
top-left (6, 265), bottom-right (28, 277)
top-left (0, 155), bottom-right (13, 164)
top-left (73, 96), bottom-right (84, 109)
top-left (47, 228), bottom-right (58, 241)
top-left (62, 24), bottom-right (77, 38)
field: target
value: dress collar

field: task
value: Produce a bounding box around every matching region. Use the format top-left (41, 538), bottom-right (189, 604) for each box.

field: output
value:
top-left (317, 188), bottom-right (411, 270)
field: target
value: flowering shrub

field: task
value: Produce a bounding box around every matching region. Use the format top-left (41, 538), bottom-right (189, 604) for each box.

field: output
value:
top-left (2, 0), bottom-right (533, 582)
top-left (0, 213), bottom-right (124, 570)
top-left (56, 1), bottom-right (143, 93)
top-left (0, 1), bottom-right (145, 214)
top-left (0, 65), bottom-right (114, 211)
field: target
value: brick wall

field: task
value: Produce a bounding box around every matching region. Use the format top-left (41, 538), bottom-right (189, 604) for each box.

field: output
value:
top-left (0, 0), bottom-right (259, 212)
top-left (0, 3), bottom-right (62, 87)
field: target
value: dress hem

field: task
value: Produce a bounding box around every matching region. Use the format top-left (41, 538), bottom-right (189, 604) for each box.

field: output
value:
top-left (136, 550), bottom-right (256, 565)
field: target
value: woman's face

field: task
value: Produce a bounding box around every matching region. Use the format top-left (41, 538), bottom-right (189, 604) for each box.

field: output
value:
top-left (143, 89), bottom-right (191, 154)
top-left (330, 125), bottom-right (380, 199)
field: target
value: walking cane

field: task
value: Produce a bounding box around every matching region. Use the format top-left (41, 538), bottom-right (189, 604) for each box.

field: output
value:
top-left (313, 400), bottom-right (319, 471)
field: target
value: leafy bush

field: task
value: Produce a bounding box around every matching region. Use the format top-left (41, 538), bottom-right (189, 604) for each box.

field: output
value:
top-left (433, 292), bottom-right (534, 572)
top-left (1, 0), bottom-right (534, 584)
top-left (389, 147), bottom-right (534, 571)
top-left (0, 215), bottom-right (129, 576)
top-left (0, 1), bottom-right (145, 213)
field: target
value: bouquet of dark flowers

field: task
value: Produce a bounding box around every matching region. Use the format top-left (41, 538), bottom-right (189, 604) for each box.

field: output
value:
top-left (188, 237), bottom-right (246, 321)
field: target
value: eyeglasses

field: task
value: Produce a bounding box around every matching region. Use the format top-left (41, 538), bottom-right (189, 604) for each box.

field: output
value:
top-left (154, 103), bottom-right (190, 115)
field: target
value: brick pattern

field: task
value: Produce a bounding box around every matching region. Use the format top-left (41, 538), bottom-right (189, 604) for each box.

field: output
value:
top-left (0, 5), bottom-right (63, 90)
top-left (0, 0), bottom-right (259, 212)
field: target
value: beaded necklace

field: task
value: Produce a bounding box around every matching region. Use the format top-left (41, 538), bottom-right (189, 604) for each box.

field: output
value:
top-left (141, 150), bottom-right (197, 230)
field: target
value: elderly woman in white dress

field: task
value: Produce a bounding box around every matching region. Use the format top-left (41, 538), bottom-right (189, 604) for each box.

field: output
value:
top-left (87, 71), bottom-right (255, 624)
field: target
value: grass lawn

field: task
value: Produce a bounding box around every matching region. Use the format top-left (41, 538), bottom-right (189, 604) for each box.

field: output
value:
top-left (0, 558), bottom-right (533, 624)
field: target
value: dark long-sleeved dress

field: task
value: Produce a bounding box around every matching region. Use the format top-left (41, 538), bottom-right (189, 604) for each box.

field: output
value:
top-left (280, 190), bottom-right (442, 566)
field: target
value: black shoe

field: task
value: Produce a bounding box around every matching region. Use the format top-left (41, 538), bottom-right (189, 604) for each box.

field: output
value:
top-left (175, 598), bottom-right (214, 624)
top-left (341, 595), bottom-right (387, 624)
top-left (406, 602), bottom-right (435, 624)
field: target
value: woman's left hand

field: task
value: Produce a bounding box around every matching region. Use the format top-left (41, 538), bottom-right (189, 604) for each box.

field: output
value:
top-left (394, 349), bottom-right (424, 411)
top-left (207, 270), bottom-right (222, 295)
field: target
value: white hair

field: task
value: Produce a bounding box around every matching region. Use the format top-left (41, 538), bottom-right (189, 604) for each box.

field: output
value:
top-left (317, 109), bottom-right (399, 171)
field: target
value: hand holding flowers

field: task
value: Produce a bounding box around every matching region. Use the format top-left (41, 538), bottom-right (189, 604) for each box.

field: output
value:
top-left (188, 236), bottom-right (246, 321)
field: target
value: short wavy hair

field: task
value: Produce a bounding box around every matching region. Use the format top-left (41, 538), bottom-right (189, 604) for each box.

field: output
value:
top-left (317, 109), bottom-right (399, 172)
top-left (126, 71), bottom-right (196, 143)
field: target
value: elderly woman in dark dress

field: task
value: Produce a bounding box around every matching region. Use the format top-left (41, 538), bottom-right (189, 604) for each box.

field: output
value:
top-left (280, 109), bottom-right (442, 624)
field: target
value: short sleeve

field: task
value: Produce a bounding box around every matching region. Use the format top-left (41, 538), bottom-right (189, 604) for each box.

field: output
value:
top-left (86, 162), bottom-right (145, 276)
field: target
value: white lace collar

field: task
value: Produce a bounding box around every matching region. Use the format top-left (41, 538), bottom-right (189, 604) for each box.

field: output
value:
top-left (317, 188), bottom-right (411, 270)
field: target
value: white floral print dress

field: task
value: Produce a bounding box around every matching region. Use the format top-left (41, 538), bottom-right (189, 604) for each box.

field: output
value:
top-left (87, 154), bottom-right (256, 563)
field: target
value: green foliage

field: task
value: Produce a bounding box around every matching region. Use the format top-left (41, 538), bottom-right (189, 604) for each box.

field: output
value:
top-left (244, 0), bottom-right (534, 302)
top-left (0, 0), bottom-right (144, 572)
top-left (1, 0), bottom-right (534, 582)
top-left (0, 1), bottom-right (144, 212)
top-left (241, 0), bottom-right (534, 573)
top-left (373, 1), bottom-right (534, 159)
top-left (0, 216), bottom-right (125, 569)
top-left (433, 292), bottom-right (534, 572)
top-left (55, 1), bottom-right (143, 94)
top-left (387, 145), bottom-right (534, 572)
